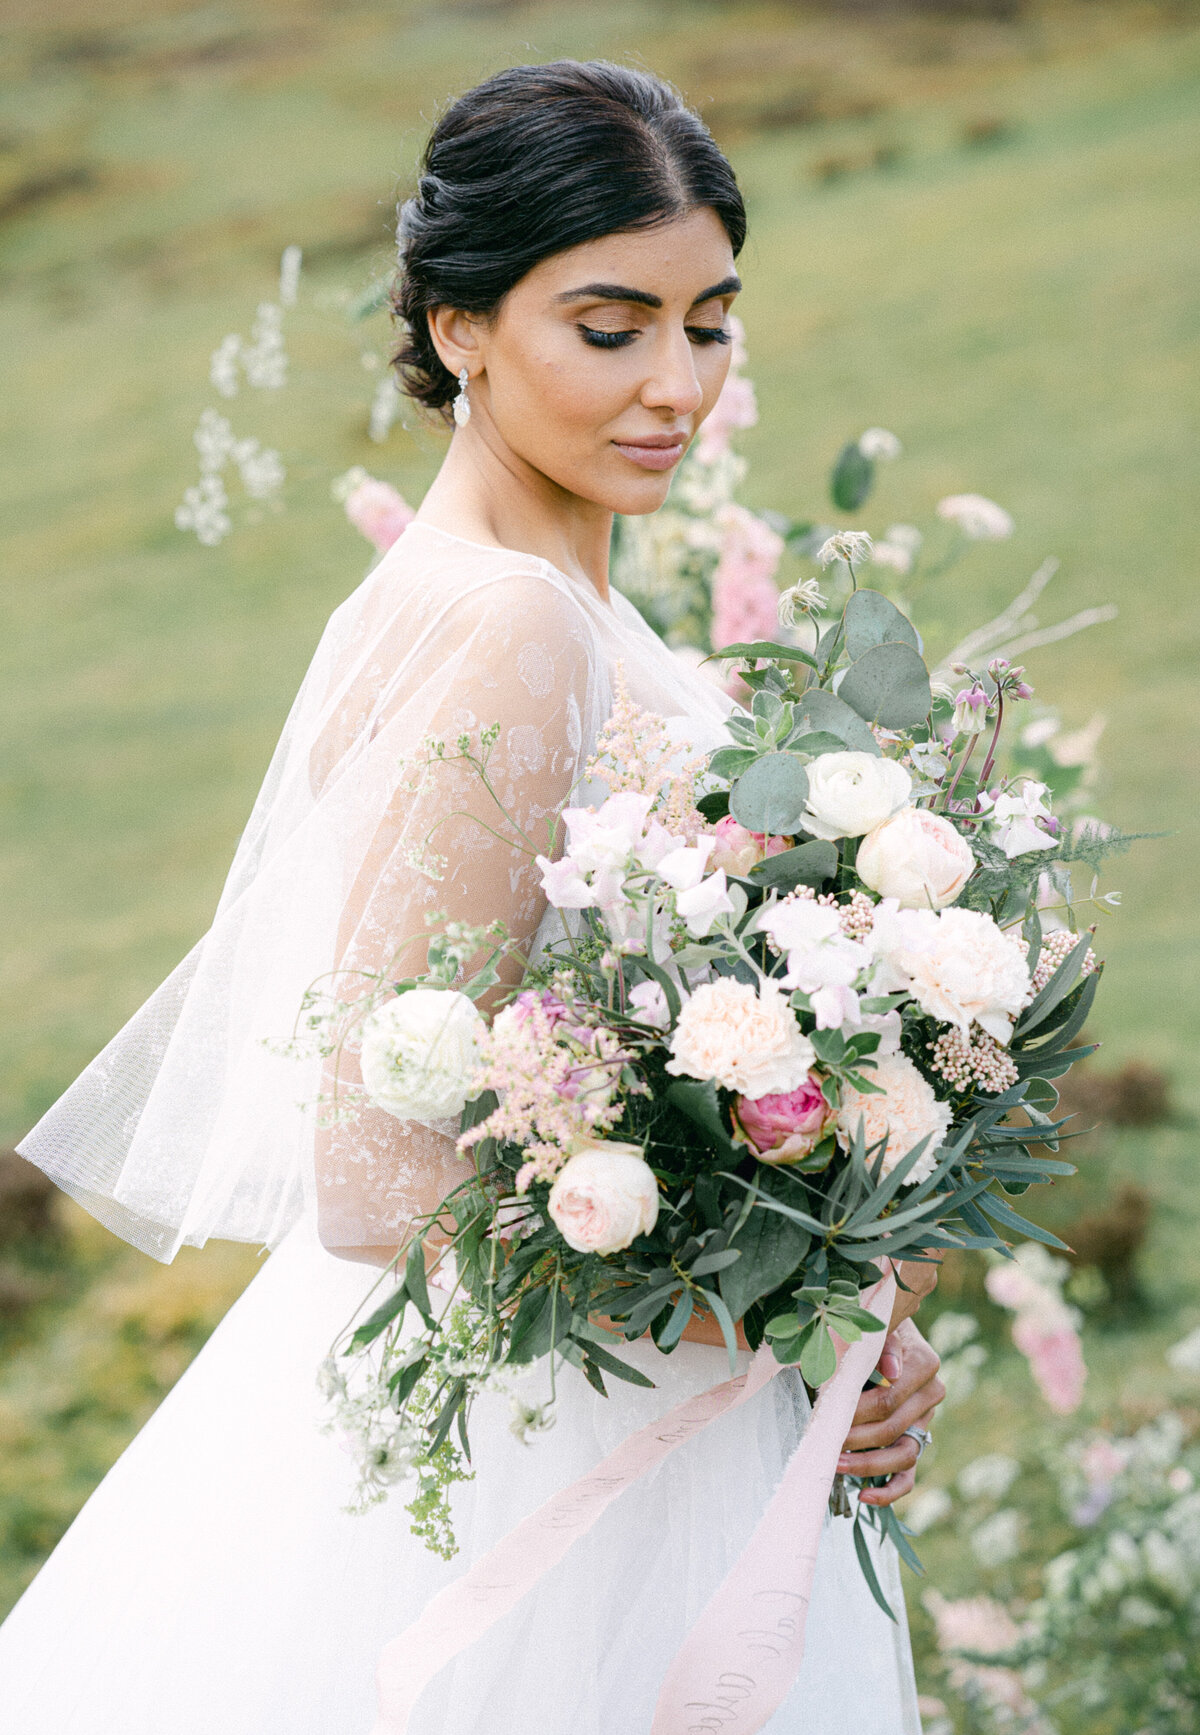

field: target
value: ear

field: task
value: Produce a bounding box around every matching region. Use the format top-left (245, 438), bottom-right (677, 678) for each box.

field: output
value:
top-left (427, 306), bottom-right (485, 381)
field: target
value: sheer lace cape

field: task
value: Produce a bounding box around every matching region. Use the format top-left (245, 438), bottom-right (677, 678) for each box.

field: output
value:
top-left (19, 522), bottom-right (733, 1260)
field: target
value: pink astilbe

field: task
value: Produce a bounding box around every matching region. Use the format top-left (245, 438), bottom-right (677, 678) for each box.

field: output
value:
top-left (586, 665), bottom-right (707, 840)
top-left (710, 502), bottom-right (785, 653)
top-left (986, 1248), bottom-right (1087, 1415)
top-left (458, 991), bottom-right (634, 1184)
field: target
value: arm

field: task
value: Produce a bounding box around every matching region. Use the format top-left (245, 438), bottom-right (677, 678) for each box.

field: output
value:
top-left (313, 574), bottom-right (597, 1263)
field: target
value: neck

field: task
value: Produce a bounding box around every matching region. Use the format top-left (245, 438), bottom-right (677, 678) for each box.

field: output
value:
top-left (417, 422), bottom-right (614, 603)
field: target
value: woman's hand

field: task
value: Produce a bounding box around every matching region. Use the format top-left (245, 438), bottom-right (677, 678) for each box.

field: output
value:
top-left (837, 1317), bottom-right (944, 1508)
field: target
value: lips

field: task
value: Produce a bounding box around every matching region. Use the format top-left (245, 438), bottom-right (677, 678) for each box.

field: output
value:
top-left (612, 433), bottom-right (689, 472)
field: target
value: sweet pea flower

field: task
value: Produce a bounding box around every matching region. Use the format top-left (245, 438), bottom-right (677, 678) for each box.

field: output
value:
top-left (655, 836), bottom-right (716, 892)
top-left (562, 792), bottom-right (655, 872)
top-left (978, 780), bottom-right (1057, 858)
top-left (627, 980), bottom-right (672, 1028)
top-left (536, 855), bottom-right (595, 909)
top-left (674, 869), bottom-right (736, 937)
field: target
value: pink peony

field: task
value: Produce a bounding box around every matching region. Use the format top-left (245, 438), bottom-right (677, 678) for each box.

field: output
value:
top-left (733, 1075), bottom-right (833, 1164)
top-left (707, 816), bottom-right (790, 877)
top-left (856, 806), bottom-right (975, 910)
top-left (547, 1138), bottom-right (659, 1254)
top-left (344, 477), bottom-right (415, 551)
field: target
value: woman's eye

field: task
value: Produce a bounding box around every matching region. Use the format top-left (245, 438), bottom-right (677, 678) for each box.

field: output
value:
top-left (687, 326), bottom-right (733, 346)
top-left (578, 326), bottom-right (638, 349)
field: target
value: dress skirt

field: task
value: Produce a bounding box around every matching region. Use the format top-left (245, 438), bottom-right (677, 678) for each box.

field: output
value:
top-left (0, 1215), bottom-right (922, 1734)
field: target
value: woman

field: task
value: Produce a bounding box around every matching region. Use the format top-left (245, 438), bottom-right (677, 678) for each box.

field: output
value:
top-left (1, 61), bottom-right (943, 1734)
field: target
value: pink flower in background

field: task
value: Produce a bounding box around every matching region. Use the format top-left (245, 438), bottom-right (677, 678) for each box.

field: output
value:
top-left (711, 503), bottom-right (785, 652)
top-left (733, 1075), bottom-right (832, 1163)
top-left (344, 476), bottom-right (415, 551)
top-left (986, 1247), bottom-right (1087, 1415)
top-left (697, 372), bottom-right (759, 463)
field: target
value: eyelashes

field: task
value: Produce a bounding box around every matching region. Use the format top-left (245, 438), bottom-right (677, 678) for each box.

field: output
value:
top-left (578, 325), bottom-right (734, 350)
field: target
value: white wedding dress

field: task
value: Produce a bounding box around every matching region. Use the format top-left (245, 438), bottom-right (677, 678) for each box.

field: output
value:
top-left (1, 522), bottom-right (922, 1734)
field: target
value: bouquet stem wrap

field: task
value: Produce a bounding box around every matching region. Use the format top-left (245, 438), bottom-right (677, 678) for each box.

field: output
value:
top-left (370, 1272), bottom-right (895, 1735)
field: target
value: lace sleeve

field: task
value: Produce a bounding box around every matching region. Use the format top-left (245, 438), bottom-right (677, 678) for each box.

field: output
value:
top-left (314, 571), bottom-right (600, 1259)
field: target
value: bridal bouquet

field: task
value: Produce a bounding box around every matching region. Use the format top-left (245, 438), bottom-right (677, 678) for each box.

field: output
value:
top-left (298, 553), bottom-right (1133, 1603)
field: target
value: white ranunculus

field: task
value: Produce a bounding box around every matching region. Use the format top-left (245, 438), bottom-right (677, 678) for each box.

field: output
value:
top-left (836, 1051), bottom-right (952, 1184)
top-left (547, 1138), bottom-right (659, 1255)
top-left (359, 988), bottom-right (485, 1122)
top-left (856, 806), bottom-right (976, 909)
top-left (802, 751), bottom-right (912, 841)
top-left (666, 977), bottom-right (815, 1099)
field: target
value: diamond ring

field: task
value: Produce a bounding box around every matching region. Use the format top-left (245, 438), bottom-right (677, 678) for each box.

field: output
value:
top-left (902, 1425), bottom-right (933, 1460)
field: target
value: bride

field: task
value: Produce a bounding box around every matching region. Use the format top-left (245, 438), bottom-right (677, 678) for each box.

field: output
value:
top-left (1, 60), bottom-right (945, 1735)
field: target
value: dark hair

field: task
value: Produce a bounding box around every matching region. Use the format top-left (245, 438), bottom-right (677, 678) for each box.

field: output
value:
top-left (391, 60), bottom-right (747, 419)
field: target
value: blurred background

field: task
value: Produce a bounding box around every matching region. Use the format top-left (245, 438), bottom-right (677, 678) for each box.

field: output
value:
top-left (1, 0), bottom-right (1198, 1726)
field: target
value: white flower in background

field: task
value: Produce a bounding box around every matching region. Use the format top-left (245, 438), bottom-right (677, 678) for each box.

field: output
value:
top-left (815, 530), bottom-right (874, 568)
top-left (241, 301), bottom-right (288, 389)
top-left (869, 540), bottom-right (914, 575)
top-left (194, 407), bottom-right (236, 472)
top-left (969, 1509), bottom-right (1023, 1567)
top-left (836, 1051), bottom-right (952, 1182)
top-left (359, 988), bottom-right (485, 1122)
top-left (936, 493), bottom-right (1014, 540)
top-left (175, 473), bottom-right (231, 546)
top-left (929, 1311), bottom-right (981, 1357)
top-left (802, 751), bottom-right (912, 841)
top-left (369, 373), bottom-right (403, 443)
top-left (547, 1137), bottom-right (659, 1255)
top-left (895, 907), bottom-right (1031, 1042)
top-left (1166, 1326), bottom-right (1200, 1375)
top-left (857, 427), bottom-right (903, 461)
top-left (667, 978), bottom-right (815, 1098)
top-left (509, 1396), bottom-right (557, 1444)
top-left (905, 1487), bottom-right (953, 1535)
top-left (958, 1454), bottom-right (1021, 1502)
top-left (856, 807), bottom-right (975, 909)
top-left (777, 576), bottom-right (827, 626)
top-left (278, 243), bottom-right (302, 307)
top-left (209, 333), bottom-right (242, 398)
top-left (231, 436), bottom-right (285, 500)
top-left (978, 780), bottom-right (1058, 858)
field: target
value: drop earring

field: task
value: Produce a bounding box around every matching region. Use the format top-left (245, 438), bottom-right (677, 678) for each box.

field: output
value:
top-left (452, 367), bottom-right (471, 427)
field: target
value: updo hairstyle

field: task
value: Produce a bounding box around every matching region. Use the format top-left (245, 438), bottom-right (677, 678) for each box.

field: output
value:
top-left (392, 60), bottom-right (746, 421)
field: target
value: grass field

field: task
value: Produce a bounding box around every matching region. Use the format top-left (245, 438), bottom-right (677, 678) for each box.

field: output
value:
top-left (1, 0), bottom-right (1198, 1704)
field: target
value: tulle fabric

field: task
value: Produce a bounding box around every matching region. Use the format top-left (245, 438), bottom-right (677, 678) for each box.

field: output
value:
top-left (0, 1215), bottom-right (921, 1734)
top-left (16, 522), bottom-right (733, 1260)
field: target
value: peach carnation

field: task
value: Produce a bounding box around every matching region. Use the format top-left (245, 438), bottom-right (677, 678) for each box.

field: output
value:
top-left (900, 907), bottom-right (1031, 1043)
top-left (837, 1051), bottom-right (952, 1183)
top-left (666, 978), bottom-right (815, 1100)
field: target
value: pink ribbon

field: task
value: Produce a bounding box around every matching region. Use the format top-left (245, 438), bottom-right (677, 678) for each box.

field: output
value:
top-left (370, 1273), bottom-right (895, 1735)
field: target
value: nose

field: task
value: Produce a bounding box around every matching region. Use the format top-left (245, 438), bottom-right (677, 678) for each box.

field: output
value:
top-left (639, 328), bottom-right (704, 420)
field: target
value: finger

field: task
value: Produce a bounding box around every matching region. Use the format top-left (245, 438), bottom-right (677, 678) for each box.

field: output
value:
top-left (851, 1345), bottom-right (940, 1426)
top-left (876, 1330), bottom-right (902, 1385)
top-left (838, 1433), bottom-right (921, 1480)
top-left (842, 1387), bottom-right (942, 1454)
top-left (859, 1466), bottom-right (916, 1508)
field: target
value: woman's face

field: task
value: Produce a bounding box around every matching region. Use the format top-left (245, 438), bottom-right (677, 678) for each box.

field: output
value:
top-left (435, 206), bottom-right (740, 516)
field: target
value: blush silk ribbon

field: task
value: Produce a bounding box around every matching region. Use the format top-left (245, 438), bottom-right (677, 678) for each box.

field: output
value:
top-left (370, 1271), bottom-right (896, 1735)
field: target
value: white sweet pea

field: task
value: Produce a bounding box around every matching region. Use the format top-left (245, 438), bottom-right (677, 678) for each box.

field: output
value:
top-left (635, 822), bottom-right (687, 871)
top-left (802, 752), bottom-right (912, 841)
top-left (562, 792), bottom-right (654, 872)
top-left (674, 870), bottom-right (735, 937)
top-left (656, 836), bottom-right (716, 891)
top-left (536, 855), bottom-right (595, 909)
top-left (809, 982), bottom-right (862, 1030)
top-left (864, 899), bottom-right (938, 995)
top-left (978, 781), bottom-right (1058, 858)
top-left (627, 980), bottom-right (672, 1028)
top-left (756, 899), bottom-right (870, 1005)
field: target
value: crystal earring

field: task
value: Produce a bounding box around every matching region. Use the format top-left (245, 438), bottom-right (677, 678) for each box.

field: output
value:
top-left (452, 366), bottom-right (471, 427)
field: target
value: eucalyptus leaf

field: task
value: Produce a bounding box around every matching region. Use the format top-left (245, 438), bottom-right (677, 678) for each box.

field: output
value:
top-left (838, 642), bottom-right (932, 730)
top-left (843, 589), bottom-right (921, 659)
top-left (748, 839), bottom-right (838, 891)
top-left (830, 440), bottom-right (874, 512)
top-left (729, 752), bottom-right (811, 836)
top-left (794, 688), bottom-right (881, 755)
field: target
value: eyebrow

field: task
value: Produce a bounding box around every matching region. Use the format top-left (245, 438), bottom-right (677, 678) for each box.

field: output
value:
top-left (552, 275), bottom-right (742, 309)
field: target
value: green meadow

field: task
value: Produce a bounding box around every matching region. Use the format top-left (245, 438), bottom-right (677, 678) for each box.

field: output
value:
top-left (1, 0), bottom-right (1198, 1711)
